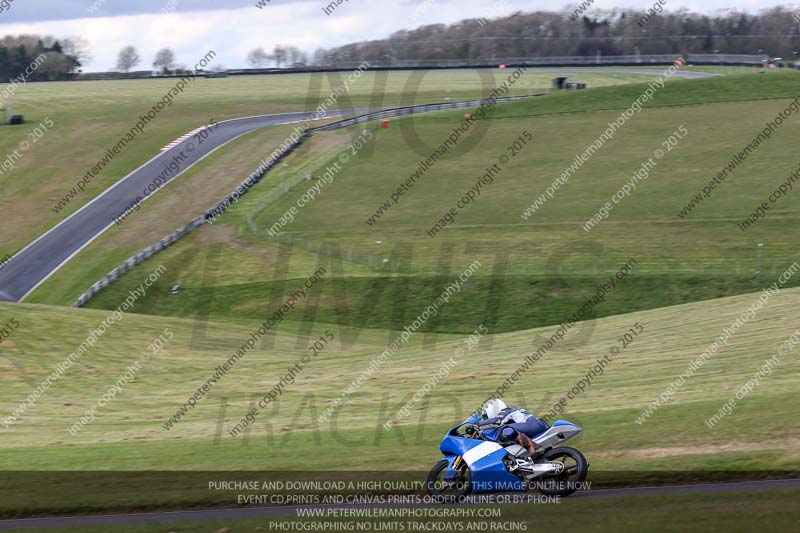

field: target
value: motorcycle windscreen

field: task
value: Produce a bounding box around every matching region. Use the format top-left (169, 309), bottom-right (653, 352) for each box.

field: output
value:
top-left (480, 427), bottom-right (501, 442)
top-left (440, 433), bottom-right (484, 456)
top-left (461, 442), bottom-right (526, 493)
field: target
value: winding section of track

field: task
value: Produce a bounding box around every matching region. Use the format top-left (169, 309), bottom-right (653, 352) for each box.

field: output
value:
top-left (0, 110), bottom-right (362, 303)
top-left (0, 67), bottom-right (718, 303)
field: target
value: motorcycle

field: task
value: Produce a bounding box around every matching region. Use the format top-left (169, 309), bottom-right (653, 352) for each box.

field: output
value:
top-left (427, 414), bottom-right (588, 497)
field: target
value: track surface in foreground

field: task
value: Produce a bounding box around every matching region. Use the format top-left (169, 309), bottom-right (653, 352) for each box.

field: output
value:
top-left (0, 479), bottom-right (795, 531)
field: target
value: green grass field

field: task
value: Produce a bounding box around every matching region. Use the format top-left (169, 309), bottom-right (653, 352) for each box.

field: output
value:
top-left (37, 70), bottom-right (800, 337)
top-left (0, 69), bottom-right (656, 259)
top-left (2, 279), bottom-right (799, 512)
top-left (3, 67), bottom-right (800, 517)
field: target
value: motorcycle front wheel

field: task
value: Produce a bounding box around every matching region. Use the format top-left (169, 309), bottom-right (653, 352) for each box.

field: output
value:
top-left (426, 458), bottom-right (472, 499)
top-left (533, 446), bottom-right (588, 497)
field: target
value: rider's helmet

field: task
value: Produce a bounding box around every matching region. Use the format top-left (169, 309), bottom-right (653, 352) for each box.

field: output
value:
top-left (482, 398), bottom-right (507, 419)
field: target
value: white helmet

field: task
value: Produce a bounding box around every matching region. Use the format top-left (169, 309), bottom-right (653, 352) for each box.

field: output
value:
top-left (482, 398), bottom-right (507, 419)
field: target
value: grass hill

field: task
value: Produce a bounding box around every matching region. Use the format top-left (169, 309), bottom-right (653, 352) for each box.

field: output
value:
top-left (36, 70), bottom-right (800, 338)
top-left (0, 69), bottom-right (653, 258)
top-left (2, 281), bottom-right (799, 510)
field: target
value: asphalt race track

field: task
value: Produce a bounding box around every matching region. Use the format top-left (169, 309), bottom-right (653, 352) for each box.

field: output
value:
top-left (0, 67), bottom-right (719, 304)
top-left (0, 479), bottom-right (796, 531)
top-left (0, 109), bottom-right (363, 303)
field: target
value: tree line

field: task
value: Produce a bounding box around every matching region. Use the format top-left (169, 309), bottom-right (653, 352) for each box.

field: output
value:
top-left (0, 35), bottom-right (89, 82)
top-left (114, 46), bottom-right (224, 74)
top-left (6, 6), bottom-right (799, 81)
top-left (305, 7), bottom-right (800, 65)
top-left (246, 45), bottom-right (308, 68)
top-left (0, 36), bottom-right (204, 81)
top-left (117, 44), bottom-right (302, 73)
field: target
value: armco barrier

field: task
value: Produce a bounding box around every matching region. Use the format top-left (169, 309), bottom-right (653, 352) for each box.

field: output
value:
top-left (72, 132), bottom-right (310, 308)
top-left (310, 95), bottom-right (533, 133)
top-left (72, 94), bottom-right (539, 307)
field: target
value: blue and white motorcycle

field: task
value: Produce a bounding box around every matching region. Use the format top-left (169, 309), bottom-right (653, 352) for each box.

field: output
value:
top-left (427, 414), bottom-right (588, 497)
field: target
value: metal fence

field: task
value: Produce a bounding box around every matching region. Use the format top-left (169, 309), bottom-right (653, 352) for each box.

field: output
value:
top-left (70, 47), bottom-right (792, 307)
top-left (71, 133), bottom-right (311, 307)
top-left (688, 53), bottom-right (769, 64)
top-left (227, 53), bottom-right (776, 73)
top-left (72, 94), bottom-right (539, 307)
top-left (81, 53), bottom-right (791, 81)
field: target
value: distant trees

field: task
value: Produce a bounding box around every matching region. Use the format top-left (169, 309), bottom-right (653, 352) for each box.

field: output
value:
top-left (308, 7), bottom-right (800, 65)
top-left (247, 47), bottom-right (272, 67)
top-left (61, 37), bottom-right (91, 74)
top-left (37, 52), bottom-right (71, 80)
top-left (247, 45), bottom-right (308, 68)
top-left (152, 48), bottom-right (176, 73)
top-left (0, 35), bottom-right (83, 81)
top-left (116, 45), bottom-right (141, 72)
top-left (272, 45), bottom-right (287, 67)
top-left (286, 45), bottom-right (307, 66)
top-left (312, 48), bottom-right (329, 66)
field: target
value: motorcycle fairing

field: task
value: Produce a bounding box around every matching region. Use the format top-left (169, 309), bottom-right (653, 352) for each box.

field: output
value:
top-left (440, 425), bottom-right (525, 493)
top-left (531, 421), bottom-right (582, 449)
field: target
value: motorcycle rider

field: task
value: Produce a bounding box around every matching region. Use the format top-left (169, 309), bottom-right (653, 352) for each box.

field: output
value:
top-left (479, 399), bottom-right (549, 458)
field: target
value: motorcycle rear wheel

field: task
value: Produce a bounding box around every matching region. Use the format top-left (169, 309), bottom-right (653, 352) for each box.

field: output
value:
top-left (533, 446), bottom-right (588, 497)
top-left (426, 458), bottom-right (472, 499)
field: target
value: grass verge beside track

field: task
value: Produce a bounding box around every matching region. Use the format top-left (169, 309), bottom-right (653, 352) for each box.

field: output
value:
top-left (0, 70), bottom-right (655, 258)
top-left (61, 70), bottom-right (800, 335)
top-left (2, 282), bottom-right (800, 512)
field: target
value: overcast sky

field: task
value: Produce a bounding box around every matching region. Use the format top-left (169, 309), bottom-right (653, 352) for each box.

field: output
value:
top-left (0, 0), bottom-right (793, 70)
